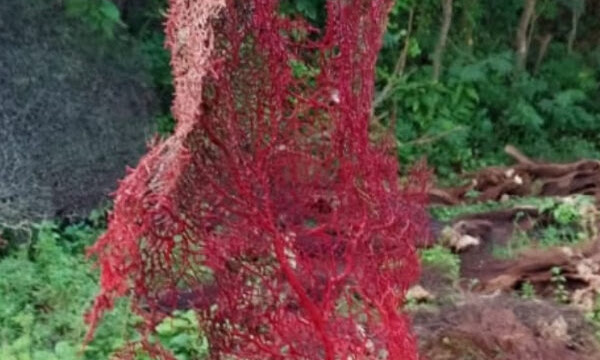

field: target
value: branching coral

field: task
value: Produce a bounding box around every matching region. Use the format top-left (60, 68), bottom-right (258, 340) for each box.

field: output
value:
top-left (85, 1), bottom-right (427, 359)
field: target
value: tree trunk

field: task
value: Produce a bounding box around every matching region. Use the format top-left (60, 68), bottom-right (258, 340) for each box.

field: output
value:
top-left (397, 8), bottom-right (415, 79)
top-left (461, 0), bottom-right (478, 53)
top-left (534, 33), bottom-right (553, 74)
top-left (567, 11), bottom-right (580, 54)
top-left (515, 0), bottom-right (536, 72)
top-left (526, 9), bottom-right (538, 53)
top-left (432, 0), bottom-right (454, 82)
top-left (373, 8), bottom-right (415, 109)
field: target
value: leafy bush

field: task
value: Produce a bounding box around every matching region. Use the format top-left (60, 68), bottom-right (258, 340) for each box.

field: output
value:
top-left (0, 216), bottom-right (212, 360)
top-left (419, 245), bottom-right (461, 280)
top-left (372, 0), bottom-right (600, 175)
top-left (380, 49), bottom-right (600, 176)
top-left (0, 221), bottom-right (129, 360)
top-left (64, 0), bottom-right (125, 38)
top-left (152, 311), bottom-right (209, 360)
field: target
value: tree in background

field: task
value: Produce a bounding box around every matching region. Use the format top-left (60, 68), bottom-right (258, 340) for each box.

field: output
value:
top-left (85, 0), bottom-right (427, 359)
top-left (107, 0), bottom-right (600, 178)
top-left (432, 0), bottom-right (454, 81)
top-left (373, 0), bottom-right (600, 177)
top-left (515, 0), bottom-right (536, 71)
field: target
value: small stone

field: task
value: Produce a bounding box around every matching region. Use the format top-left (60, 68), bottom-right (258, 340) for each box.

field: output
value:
top-left (406, 285), bottom-right (435, 303)
top-left (538, 316), bottom-right (569, 342)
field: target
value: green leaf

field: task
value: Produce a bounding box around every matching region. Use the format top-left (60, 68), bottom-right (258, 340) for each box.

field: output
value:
top-left (169, 333), bottom-right (192, 348)
top-left (99, 0), bottom-right (121, 23)
top-left (54, 341), bottom-right (77, 359)
top-left (64, 0), bottom-right (89, 17)
top-left (156, 321), bottom-right (176, 336)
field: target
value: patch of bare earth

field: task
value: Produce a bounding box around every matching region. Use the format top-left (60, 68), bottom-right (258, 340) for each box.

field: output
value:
top-left (414, 148), bottom-right (600, 359)
top-left (412, 295), bottom-right (599, 360)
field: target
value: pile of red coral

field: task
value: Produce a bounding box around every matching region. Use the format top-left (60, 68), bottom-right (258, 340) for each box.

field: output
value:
top-left (85, 1), bottom-right (427, 359)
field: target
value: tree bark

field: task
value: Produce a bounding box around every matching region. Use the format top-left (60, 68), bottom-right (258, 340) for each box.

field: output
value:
top-left (515, 0), bottom-right (537, 72)
top-left (432, 0), bottom-right (454, 82)
top-left (534, 33), bottom-right (553, 74)
top-left (526, 8), bottom-right (538, 53)
top-left (397, 8), bottom-right (415, 79)
top-left (373, 7), bottom-right (414, 109)
top-left (461, 0), bottom-right (478, 53)
top-left (567, 11), bottom-right (580, 54)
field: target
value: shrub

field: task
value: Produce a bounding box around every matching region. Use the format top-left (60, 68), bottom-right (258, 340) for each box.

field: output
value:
top-left (419, 245), bottom-right (460, 280)
top-left (0, 222), bottom-right (129, 360)
top-left (64, 0), bottom-right (125, 38)
top-left (86, 1), bottom-right (427, 359)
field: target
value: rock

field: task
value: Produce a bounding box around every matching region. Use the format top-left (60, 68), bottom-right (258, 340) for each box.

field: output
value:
top-left (0, 1), bottom-right (156, 225)
top-left (538, 316), bottom-right (570, 342)
top-left (406, 285), bottom-right (436, 303)
top-left (440, 225), bottom-right (481, 252)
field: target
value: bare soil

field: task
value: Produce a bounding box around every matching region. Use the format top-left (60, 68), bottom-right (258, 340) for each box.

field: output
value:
top-left (414, 149), bottom-right (600, 359)
top-left (413, 295), bottom-right (600, 360)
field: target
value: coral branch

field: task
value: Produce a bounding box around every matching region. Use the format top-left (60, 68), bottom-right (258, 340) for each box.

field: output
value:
top-left (86, 1), bottom-right (427, 359)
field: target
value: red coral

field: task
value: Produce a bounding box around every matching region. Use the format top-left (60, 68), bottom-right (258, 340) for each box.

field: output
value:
top-left (85, 1), bottom-right (427, 359)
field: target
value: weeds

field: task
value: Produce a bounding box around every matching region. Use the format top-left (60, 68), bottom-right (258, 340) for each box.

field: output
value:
top-left (0, 214), bottom-right (209, 359)
top-left (419, 245), bottom-right (461, 280)
top-left (585, 296), bottom-right (600, 341)
top-left (551, 267), bottom-right (569, 304)
top-left (492, 229), bottom-right (533, 260)
top-left (64, 0), bottom-right (125, 39)
top-left (519, 281), bottom-right (536, 299)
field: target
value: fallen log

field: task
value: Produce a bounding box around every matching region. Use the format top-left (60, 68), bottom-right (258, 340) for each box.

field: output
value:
top-left (429, 146), bottom-right (600, 205)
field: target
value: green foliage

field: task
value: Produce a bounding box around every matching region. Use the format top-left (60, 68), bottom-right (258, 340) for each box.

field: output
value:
top-left (433, 196), bottom-right (595, 261)
top-left (537, 196), bottom-right (593, 248)
top-left (64, 0), bottom-right (125, 39)
top-left (419, 245), bottom-right (461, 280)
top-left (140, 31), bottom-right (173, 111)
top-left (384, 50), bottom-right (600, 174)
top-left (430, 196), bottom-right (555, 222)
top-left (551, 266), bottom-right (569, 304)
top-left (492, 229), bottom-right (532, 260)
top-left (0, 215), bottom-right (209, 360)
top-left (279, 0), bottom-right (326, 24)
top-left (153, 311), bottom-right (209, 360)
top-left (156, 113), bottom-right (176, 137)
top-left (373, 0), bottom-right (600, 175)
top-left (549, 198), bottom-right (583, 226)
top-left (0, 221), bottom-right (130, 360)
top-left (519, 281), bottom-right (536, 299)
top-left (585, 296), bottom-right (600, 340)
top-left (133, 0), bottom-right (176, 136)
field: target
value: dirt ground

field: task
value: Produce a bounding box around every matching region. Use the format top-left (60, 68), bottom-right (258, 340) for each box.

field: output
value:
top-left (412, 294), bottom-right (600, 360)
top-left (411, 249), bottom-right (600, 359)
top-left (412, 150), bottom-right (600, 359)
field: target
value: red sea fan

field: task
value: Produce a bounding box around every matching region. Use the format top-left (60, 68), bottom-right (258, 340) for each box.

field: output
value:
top-left (85, 1), bottom-right (428, 359)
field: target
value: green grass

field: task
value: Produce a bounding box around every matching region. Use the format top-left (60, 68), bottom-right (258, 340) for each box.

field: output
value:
top-left (429, 196), bottom-right (574, 222)
top-left (491, 230), bottom-right (533, 260)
